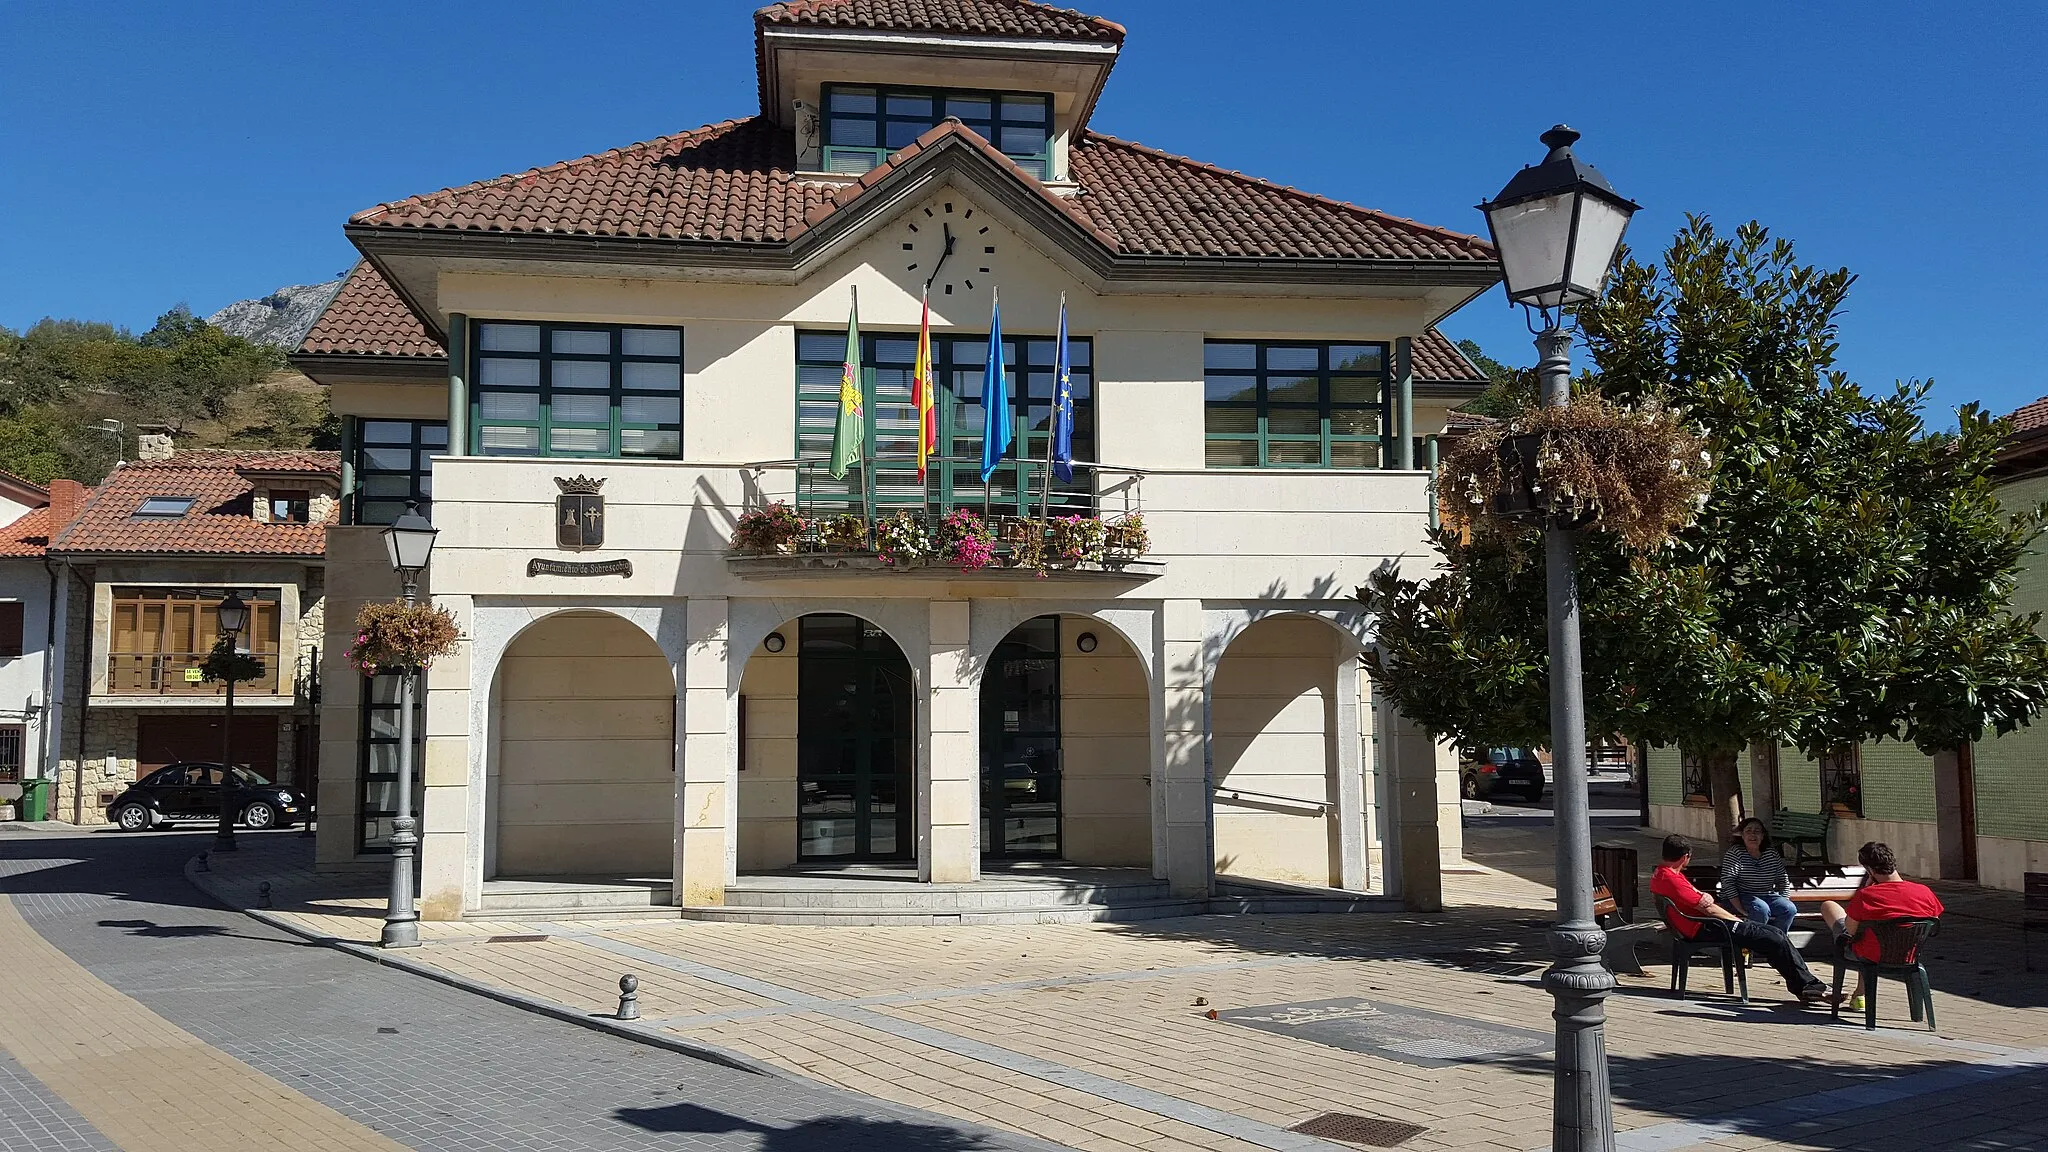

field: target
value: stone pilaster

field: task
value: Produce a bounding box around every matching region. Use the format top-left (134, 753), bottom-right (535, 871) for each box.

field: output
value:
top-left (418, 593), bottom-right (471, 920)
top-left (923, 599), bottom-right (978, 884)
top-left (677, 597), bottom-right (731, 906)
top-left (1159, 600), bottom-right (1210, 897)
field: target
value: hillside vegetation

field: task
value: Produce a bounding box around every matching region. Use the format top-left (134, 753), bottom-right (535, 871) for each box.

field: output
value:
top-left (0, 306), bottom-right (335, 485)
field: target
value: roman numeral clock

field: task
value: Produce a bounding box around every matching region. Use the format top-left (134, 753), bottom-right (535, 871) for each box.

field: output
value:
top-left (901, 198), bottom-right (996, 296)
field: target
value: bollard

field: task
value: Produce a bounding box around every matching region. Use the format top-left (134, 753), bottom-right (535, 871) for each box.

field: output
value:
top-left (258, 881), bottom-right (272, 908)
top-left (299, 817), bottom-right (313, 838)
top-left (197, 851), bottom-right (210, 873)
top-left (616, 974), bottom-right (640, 1021)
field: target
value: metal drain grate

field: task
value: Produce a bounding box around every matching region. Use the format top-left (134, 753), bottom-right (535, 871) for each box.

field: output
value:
top-left (484, 934), bottom-right (550, 943)
top-left (1289, 1112), bottom-right (1428, 1147)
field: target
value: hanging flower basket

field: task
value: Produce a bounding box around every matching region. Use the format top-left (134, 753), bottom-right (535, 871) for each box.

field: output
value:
top-left (874, 511), bottom-right (934, 567)
top-left (731, 502), bottom-right (805, 555)
top-left (1047, 515), bottom-right (1107, 568)
top-left (1103, 512), bottom-right (1149, 559)
top-left (346, 601), bottom-right (461, 675)
top-left (819, 513), bottom-right (868, 552)
top-left (1436, 394), bottom-right (1711, 550)
top-left (937, 509), bottom-right (996, 572)
top-left (199, 638), bottom-right (266, 685)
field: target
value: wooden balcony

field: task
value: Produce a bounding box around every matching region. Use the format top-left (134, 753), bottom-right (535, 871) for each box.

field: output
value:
top-left (105, 652), bottom-right (283, 697)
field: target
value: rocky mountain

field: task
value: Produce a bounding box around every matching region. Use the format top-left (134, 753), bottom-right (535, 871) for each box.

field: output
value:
top-left (206, 279), bottom-right (345, 351)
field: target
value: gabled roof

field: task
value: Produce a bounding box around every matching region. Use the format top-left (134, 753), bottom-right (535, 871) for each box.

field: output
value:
top-left (756, 0), bottom-right (1125, 43)
top-left (297, 262), bottom-right (444, 361)
top-left (0, 507), bottom-right (53, 558)
top-left (51, 452), bottom-right (338, 559)
top-left (1413, 329), bottom-right (1487, 385)
top-left (2009, 396), bottom-right (2048, 435)
top-left (345, 115), bottom-right (1493, 267)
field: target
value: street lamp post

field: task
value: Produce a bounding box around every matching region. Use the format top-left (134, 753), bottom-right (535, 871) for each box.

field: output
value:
top-left (213, 591), bottom-right (250, 852)
top-left (380, 501), bottom-right (439, 949)
top-left (1478, 125), bottom-right (1639, 1152)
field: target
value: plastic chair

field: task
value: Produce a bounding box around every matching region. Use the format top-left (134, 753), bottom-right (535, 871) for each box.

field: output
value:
top-left (1657, 894), bottom-right (1747, 1003)
top-left (1832, 917), bottom-right (1939, 1031)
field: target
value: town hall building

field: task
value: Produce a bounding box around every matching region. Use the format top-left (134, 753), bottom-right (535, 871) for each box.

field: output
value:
top-left (293, 0), bottom-right (1500, 921)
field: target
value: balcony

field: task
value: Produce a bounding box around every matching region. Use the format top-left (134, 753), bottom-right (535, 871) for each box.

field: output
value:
top-left (729, 456), bottom-right (1162, 581)
top-left (105, 652), bottom-right (282, 698)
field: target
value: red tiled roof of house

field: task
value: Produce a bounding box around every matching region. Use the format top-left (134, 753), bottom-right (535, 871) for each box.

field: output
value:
top-left (2008, 396), bottom-right (2048, 435)
top-left (298, 262), bottom-right (443, 359)
top-left (0, 507), bottom-right (53, 558)
top-left (1413, 329), bottom-right (1488, 384)
top-left (51, 452), bottom-right (338, 558)
top-left (756, 0), bottom-right (1124, 43)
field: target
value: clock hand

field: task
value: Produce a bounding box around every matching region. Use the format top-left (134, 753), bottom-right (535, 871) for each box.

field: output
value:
top-left (926, 223), bottom-right (955, 288)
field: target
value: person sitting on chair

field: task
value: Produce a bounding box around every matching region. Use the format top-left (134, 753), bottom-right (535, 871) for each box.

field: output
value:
top-left (1821, 841), bottom-right (1944, 1011)
top-left (1650, 834), bottom-right (1830, 1005)
top-left (1720, 817), bottom-right (1797, 933)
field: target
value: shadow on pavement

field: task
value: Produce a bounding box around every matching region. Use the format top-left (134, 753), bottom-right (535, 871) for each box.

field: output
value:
top-left (616, 1101), bottom-right (1012, 1150)
top-left (0, 826), bottom-right (302, 916)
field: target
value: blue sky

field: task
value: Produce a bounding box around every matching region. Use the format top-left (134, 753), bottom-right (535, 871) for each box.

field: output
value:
top-left (3, 1), bottom-right (2043, 419)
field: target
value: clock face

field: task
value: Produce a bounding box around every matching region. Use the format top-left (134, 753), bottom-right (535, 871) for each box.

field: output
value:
top-left (900, 198), bottom-right (995, 298)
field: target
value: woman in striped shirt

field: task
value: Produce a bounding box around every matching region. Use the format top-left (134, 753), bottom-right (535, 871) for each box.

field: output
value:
top-left (1719, 817), bottom-right (1796, 933)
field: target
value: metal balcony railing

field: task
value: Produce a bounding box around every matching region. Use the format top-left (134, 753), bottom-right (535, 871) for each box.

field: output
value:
top-left (105, 652), bottom-right (282, 697)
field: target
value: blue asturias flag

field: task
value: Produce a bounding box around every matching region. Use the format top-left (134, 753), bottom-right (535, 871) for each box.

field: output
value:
top-left (1051, 294), bottom-right (1073, 483)
top-left (980, 287), bottom-right (1012, 482)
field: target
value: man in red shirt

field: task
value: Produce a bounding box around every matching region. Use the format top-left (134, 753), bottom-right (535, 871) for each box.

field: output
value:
top-left (1651, 835), bottom-right (1830, 1004)
top-left (1822, 841), bottom-right (1944, 1007)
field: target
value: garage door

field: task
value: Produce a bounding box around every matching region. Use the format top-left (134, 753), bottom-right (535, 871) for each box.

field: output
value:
top-left (137, 714), bottom-right (279, 778)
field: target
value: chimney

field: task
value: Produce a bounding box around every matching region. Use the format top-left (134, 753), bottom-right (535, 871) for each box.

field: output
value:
top-left (48, 479), bottom-right (86, 536)
top-left (137, 433), bottom-right (174, 461)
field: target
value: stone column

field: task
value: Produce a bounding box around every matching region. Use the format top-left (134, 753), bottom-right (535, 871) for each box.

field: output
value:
top-left (1160, 600), bottom-right (1210, 897)
top-left (1394, 335), bottom-right (1415, 471)
top-left (923, 599), bottom-right (978, 884)
top-left (418, 594), bottom-right (472, 920)
top-left (1327, 653), bottom-right (1367, 891)
top-left (445, 313), bottom-right (468, 457)
top-left (676, 598), bottom-right (732, 906)
top-left (1387, 704), bottom-right (1446, 912)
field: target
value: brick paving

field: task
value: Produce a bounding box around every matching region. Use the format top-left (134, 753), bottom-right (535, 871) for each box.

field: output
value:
top-left (0, 825), bottom-right (1070, 1152)
top-left (165, 798), bottom-right (2048, 1152)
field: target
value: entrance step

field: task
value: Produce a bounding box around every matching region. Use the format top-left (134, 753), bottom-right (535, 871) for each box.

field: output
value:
top-left (1211, 876), bottom-right (1401, 914)
top-left (480, 877), bottom-right (677, 921)
top-left (681, 898), bottom-right (1209, 926)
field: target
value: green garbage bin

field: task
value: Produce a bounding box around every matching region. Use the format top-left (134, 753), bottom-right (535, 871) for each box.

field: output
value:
top-left (19, 778), bottom-right (50, 822)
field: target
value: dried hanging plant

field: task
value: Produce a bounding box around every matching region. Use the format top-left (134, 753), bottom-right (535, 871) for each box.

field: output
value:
top-left (347, 601), bottom-right (461, 674)
top-left (1437, 394), bottom-right (1712, 551)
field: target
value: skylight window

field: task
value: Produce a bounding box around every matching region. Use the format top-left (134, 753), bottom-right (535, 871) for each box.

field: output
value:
top-left (133, 496), bottom-right (196, 518)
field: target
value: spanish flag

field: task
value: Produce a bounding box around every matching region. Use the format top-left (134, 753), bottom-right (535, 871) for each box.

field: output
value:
top-left (912, 286), bottom-right (936, 481)
top-left (830, 287), bottom-right (862, 481)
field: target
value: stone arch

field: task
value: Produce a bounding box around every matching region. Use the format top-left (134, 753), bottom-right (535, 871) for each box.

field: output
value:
top-left (1207, 611), bottom-right (1367, 889)
top-left (485, 609), bottom-right (677, 879)
top-left (734, 609), bottom-right (918, 872)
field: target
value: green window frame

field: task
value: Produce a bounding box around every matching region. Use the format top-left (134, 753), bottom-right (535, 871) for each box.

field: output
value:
top-left (822, 85), bottom-right (1053, 179)
top-left (348, 419), bottom-right (446, 525)
top-left (469, 321), bottom-right (683, 459)
top-left (1203, 340), bottom-right (1391, 468)
top-left (794, 329), bottom-right (1093, 516)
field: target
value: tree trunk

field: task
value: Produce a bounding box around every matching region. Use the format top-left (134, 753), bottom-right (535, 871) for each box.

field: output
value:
top-left (1703, 747), bottom-right (1743, 849)
top-left (1747, 740), bottom-right (1779, 820)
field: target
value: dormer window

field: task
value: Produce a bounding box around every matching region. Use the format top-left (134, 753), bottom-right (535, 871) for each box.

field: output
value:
top-left (269, 490), bottom-right (310, 524)
top-left (823, 85), bottom-right (1052, 179)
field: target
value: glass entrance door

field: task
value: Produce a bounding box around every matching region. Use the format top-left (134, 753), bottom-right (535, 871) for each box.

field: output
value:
top-left (797, 615), bottom-right (914, 862)
top-left (982, 616), bottom-right (1062, 858)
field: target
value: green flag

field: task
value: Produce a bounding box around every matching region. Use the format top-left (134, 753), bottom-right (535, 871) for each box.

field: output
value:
top-left (830, 288), bottom-right (863, 480)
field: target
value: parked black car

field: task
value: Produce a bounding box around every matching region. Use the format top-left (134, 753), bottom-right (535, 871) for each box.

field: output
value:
top-left (107, 762), bottom-right (311, 832)
top-left (1460, 747), bottom-right (1547, 803)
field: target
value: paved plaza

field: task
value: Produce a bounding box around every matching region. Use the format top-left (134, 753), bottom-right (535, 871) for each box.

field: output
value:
top-left (157, 787), bottom-right (2048, 1152)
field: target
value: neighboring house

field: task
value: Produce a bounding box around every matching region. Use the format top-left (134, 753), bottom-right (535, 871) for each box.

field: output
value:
top-left (46, 444), bottom-right (337, 825)
top-left (0, 473), bottom-right (57, 801)
top-left (291, 0), bottom-right (1495, 920)
top-left (1643, 393), bottom-right (2048, 892)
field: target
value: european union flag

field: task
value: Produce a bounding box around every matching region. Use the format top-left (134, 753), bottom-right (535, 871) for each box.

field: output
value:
top-left (1051, 295), bottom-right (1073, 483)
top-left (980, 289), bottom-right (1012, 482)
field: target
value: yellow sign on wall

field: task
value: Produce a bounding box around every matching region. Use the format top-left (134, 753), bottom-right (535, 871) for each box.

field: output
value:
top-left (183, 667), bottom-right (204, 683)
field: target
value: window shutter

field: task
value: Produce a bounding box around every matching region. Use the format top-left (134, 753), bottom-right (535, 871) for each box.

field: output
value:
top-left (0, 601), bottom-right (23, 658)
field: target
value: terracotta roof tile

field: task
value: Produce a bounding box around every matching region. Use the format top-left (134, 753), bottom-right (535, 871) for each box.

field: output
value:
top-left (0, 507), bottom-right (53, 558)
top-left (1413, 329), bottom-right (1488, 384)
top-left (299, 262), bottom-right (443, 359)
top-left (756, 0), bottom-right (1124, 43)
top-left (1066, 133), bottom-right (1493, 263)
top-left (2007, 396), bottom-right (2048, 435)
top-left (52, 452), bottom-right (338, 558)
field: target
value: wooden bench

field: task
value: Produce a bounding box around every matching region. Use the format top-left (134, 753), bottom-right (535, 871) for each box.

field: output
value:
top-left (1786, 864), bottom-right (1866, 914)
top-left (1768, 808), bottom-right (1833, 866)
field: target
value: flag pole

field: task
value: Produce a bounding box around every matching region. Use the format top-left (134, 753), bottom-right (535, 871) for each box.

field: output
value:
top-left (854, 285), bottom-right (873, 535)
top-left (1041, 292), bottom-right (1062, 523)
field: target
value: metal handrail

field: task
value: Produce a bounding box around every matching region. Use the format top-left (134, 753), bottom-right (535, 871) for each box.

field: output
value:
top-left (1212, 785), bottom-right (1330, 814)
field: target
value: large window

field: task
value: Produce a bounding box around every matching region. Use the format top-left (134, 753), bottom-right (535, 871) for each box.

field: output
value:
top-left (357, 671), bottom-right (425, 853)
top-left (1204, 341), bottom-right (1391, 468)
top-left (823, 85), bottom-right (1054, 179)
top-left (795, 329), bottom-right (1093, 515)
top-left (471, 322), bottom-right (683, 459)
top-left (351, 420), bottom-right (446, 526)
top-left (107, 587), bottom-right (282, 696)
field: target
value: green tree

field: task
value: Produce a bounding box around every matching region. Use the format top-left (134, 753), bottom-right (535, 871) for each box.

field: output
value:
top-left (1454, 338), bottom-right (1534, 418)
top-left (1363, 218), bottom-right (2048, 844)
